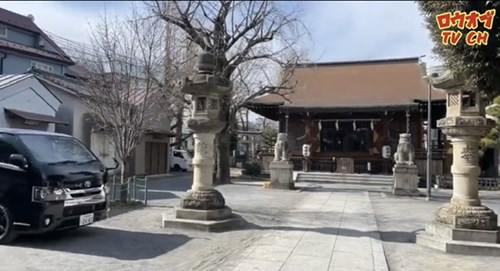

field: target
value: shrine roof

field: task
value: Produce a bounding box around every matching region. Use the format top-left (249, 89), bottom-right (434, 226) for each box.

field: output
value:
top-left (247, 57), bottom-right (446, 110)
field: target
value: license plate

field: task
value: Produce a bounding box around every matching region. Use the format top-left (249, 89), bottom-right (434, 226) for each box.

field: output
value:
top-left (79, 213), bottom-right (94, 226)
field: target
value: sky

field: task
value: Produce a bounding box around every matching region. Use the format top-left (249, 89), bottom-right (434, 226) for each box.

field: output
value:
top-left (0, 0), bottom-right (441, 67)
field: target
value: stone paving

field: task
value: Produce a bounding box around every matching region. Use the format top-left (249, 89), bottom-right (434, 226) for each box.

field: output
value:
top-left (2, 173), bottom-right (500, 271)
top-left (222, 189), bottom-right (388, 271)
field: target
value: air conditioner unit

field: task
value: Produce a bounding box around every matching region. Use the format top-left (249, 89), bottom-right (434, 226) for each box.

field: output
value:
top-left (38, 39), bottom-right (45, 48)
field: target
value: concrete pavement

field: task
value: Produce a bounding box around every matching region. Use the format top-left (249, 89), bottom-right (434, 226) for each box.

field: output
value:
top-left (220, 188), bottom-right (388, 271)
top-left (3, 172), bottom-right (500, 271)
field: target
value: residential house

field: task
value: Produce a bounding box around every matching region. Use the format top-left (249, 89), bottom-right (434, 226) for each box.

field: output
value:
top-left (246, 57), bottom-right (449, 180)
top-left (0, 8), bottom-right (74, 75)
top-left (0, 7), bottom-right (173, 175)
top-left (32, 67), bottom-right (173, 176)
top-left (0, 8), bottom-right (75, 132)
top-left (0, 74), bottom-right (65, 131)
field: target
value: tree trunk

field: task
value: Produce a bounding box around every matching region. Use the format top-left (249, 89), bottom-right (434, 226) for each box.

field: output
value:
top-left (174, 105), bottom-right (184, 147)
top-left (119, 160), bottom-right (128, 203)
top-left (216, 130), bottom-right (231, 184)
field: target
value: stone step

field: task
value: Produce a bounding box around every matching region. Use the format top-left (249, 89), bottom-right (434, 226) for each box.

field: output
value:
top-left (416, 231), bottom-right (500, 256)
top-left (296, 176), bottom-right (393, 182)
top-left (297, 172), bottom-right (393, 180)
top-left (415, 232), bottom-right (448, 251)
top-left (296, 176), bottom-right (392, 181)
top-left (296, 179), bottom-right (393, 186)
top-left (295, 173), bottom-right (393, 185)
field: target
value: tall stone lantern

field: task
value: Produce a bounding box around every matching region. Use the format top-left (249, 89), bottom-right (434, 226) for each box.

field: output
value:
top-left (162, 52), bottom-right (243, 231)
top-left (416, 70), bottom-right (500, 255)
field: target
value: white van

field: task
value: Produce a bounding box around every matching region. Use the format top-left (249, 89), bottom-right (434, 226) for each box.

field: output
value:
top-left (170, 149), bottom-right (193, 172)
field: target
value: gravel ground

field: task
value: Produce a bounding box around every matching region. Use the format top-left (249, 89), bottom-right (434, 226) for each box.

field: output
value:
top-left (370, 188), bottom-right (500, 271)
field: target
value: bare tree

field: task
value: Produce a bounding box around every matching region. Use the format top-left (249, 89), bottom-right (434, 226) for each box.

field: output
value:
top-left (147, 0), bottom-right (310, 184)
top-left (77, 7), bottom-right (176, 201)
top-left (256, 116), bottom-right (277, 132)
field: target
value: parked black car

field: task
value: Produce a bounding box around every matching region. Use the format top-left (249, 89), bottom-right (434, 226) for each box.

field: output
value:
top-left (0, 128), bottom-right (118, 243)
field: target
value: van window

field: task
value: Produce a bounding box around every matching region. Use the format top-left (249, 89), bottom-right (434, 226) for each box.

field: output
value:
top-left (173, 151), bottom-right (184, 158)
top-left (19, 135), bottom-right (96, 164)
top-left (0, 138), bottom-right (18, 163)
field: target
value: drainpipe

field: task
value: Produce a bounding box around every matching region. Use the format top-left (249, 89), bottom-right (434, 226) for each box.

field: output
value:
top-left (0, 52), bottom-right (7, 74)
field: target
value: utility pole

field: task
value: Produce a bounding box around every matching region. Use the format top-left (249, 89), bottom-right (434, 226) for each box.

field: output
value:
top-left (419, 57), bottom-right (438, 201)
top-left (426, 79), bottom-right (432, 201)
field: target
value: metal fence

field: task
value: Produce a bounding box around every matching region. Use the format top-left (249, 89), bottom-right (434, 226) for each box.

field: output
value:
top-left (436, 175), bottom-right (500, 191)
top-left (108, 175), bottom-right (149, 204)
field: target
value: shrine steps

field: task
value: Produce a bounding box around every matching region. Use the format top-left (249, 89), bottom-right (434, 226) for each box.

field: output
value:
top-left (294, 171), bottom-right (393, 186)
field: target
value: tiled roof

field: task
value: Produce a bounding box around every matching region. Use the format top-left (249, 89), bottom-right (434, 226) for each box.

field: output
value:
top-left (0, 39), bottom-right (74, 64)
top-left (249, 57), bottom-right (446, 109)
top-left (28, 67), bottom-right (87, 95)
top-left (0, 7), bottom-right (74, 64)
top-left (31, 68), bottom-right (162, 107)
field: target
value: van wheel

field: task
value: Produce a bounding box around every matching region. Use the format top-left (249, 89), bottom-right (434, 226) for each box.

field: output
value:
top-left (173, 164), bottom-right (181, 172)
top-left (0, 204), bottom-right (17, 244)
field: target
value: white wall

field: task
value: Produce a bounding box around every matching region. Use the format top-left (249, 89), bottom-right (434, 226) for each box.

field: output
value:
top-left (90, 131), bottom-right (117, 168)
top-left (0, 76), bottom-right (60, 131)
top-left (41, 80), bottom-right (91, 145)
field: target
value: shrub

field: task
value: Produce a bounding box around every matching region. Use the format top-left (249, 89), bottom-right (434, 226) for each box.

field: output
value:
top-left (242, 161), bottom-right (262, 177)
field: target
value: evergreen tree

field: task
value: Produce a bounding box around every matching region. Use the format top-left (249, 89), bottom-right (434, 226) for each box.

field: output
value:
top-left (480, 95), bottom-right (500, 155)
top-left (262, 127), bottom-right (278, 153)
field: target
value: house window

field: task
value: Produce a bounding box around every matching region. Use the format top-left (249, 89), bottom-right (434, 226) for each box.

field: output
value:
top-left (0, 26), bottom-right (7, 38)
top-left (31, 61), bottom-right (55, 73)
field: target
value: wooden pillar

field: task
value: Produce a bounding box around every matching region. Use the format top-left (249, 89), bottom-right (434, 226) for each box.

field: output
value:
top-left (302, 113), bottom-right (320, 154)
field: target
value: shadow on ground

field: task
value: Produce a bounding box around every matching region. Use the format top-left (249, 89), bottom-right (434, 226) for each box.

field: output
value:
top-left (107, 204), bottom-right (147, 218)
top-left (224, 208), bottom-right (420, 244)
top-left (10, 226), bottom-right (192, 261)
top-left (241, 221), bottom-right (420, 244)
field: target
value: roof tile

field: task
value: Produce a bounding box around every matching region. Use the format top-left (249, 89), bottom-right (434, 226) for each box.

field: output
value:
top-left (250, 57), bottom-right (446, 108)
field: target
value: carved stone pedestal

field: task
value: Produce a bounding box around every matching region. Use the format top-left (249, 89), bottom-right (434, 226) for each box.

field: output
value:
top-left (392, 164), bottom-right (420, 196)
top-left (269, 161), bottom-right (294, 190)
top-left (161, 51), bottom-right (245, 232)
top-left (268, 133), bottom-right (294, 190)
top-left (181, 189), bottom-right (225, 210)
top-left (392, 133), bottom-right (420, 196)
top-left (162, 206), bottom-right (245, 232)
top-left (415, 70), bottom-right (500, 255)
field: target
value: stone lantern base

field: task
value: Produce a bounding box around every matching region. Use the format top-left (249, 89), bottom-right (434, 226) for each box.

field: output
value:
top-left (181, 189), bottom-right (226, 210)
top-left (416, 204), bottom-right (500, 256)
top-left (161, 189), bottom-right (246, 232)
top-left (416, 224), bottom-right (500, 256)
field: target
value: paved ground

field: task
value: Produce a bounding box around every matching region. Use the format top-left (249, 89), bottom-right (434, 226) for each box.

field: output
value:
top-left (371, 187), bottom-right (500, 271)
top-left (2, 172), bottom-right (500, 271)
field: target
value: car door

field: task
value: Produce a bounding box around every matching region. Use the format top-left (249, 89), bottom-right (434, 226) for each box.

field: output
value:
top-left (0, 135), bottom-right (32, 223)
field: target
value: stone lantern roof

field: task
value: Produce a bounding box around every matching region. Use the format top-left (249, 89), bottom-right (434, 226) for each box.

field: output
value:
top-left (180, 51), bottom-right (231, 97)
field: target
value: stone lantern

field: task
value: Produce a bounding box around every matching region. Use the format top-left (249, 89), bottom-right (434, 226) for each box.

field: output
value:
top-left (162, 52), bottom-right (243, 231)
top-left (416, 69), bottom-right (500, 255)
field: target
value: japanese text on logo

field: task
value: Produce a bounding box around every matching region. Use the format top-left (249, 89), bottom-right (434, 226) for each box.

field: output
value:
top-left (436, 9), bottom-right (496, 46)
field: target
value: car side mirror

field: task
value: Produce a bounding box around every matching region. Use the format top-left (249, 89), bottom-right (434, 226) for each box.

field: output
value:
top-left (9, 154), bottom-right (28, 169)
